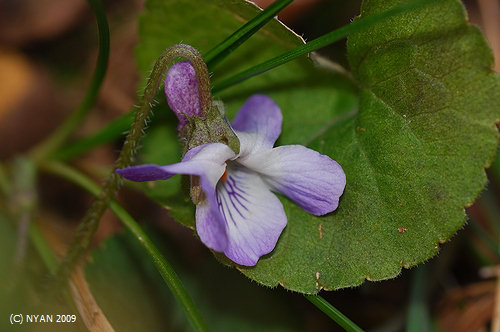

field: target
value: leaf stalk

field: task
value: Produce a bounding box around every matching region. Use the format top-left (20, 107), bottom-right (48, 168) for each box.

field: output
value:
top-left (51, 45), bottom-right (210, 290)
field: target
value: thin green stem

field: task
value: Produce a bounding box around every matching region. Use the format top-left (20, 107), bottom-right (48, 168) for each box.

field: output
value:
top-left (45, 0), bottom-right (432, 161)
top-left (40, 160), bottom-right (210, 332)
top-left (28, 223), bottom-right (83, 326)
top-left (406, 265), bottom-right (431, 332)
top-left (110, 202), bottom-right (210, 332)
top-left (0, 162), bottom-right (11, 196)
top-left (50, 44), bottom-right (209, 298)
top-left (213, 0), bottom-right (433, 92)
top-left (31, 0), bottom-right (110, 160)
top-left (28, 222), bottom-right (59, 275)
top-left (50, 1), bottom-right (294, 161)
top-left (469, 217), bottom-right (500, 258)
top-left (305, 295), bottom-right (364, 332)
top-left (11, 157), bottom-right (37, 265)
top-left (0, 213), bottom-right (55, 275)
top-left (52, 112), bottom-right (134, 161)
top-left (464, 239), bottom-right (494, 266)
top-left (477, 189), bottom-right (500, 240)
top-left (47, 0), bottom-right (295, 162)
top-left (204, 0), bottom-right (294, 68)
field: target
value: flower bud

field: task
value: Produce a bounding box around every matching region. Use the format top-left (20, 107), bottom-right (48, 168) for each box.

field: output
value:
top-left (164, 61), bottom-right (201, 130)
top-left (163, 54), bottom-right (240, 156)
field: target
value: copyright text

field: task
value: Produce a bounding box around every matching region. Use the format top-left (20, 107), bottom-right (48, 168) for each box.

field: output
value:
top-left (9, 314), bottom-right (77, 325)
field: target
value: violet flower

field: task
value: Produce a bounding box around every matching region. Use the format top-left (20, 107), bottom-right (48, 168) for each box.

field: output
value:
top-left (117, 59), bottom-right (345, 266)
top-left (117, 94), bottom-right (346, 266)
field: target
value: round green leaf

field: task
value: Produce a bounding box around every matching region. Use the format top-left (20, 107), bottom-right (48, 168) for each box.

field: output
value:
top-left (135, 0), bottom-right (500, 293)
top-left (135, 0), bottom-right (356, 230)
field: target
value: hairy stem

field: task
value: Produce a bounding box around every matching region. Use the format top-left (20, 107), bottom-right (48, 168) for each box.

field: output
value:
top-left (51, 45), bottom-right (210, 288)
top-left (41, 160), bottom-right (210, 332)
top-left (49, 0), bottom-right (295, 162)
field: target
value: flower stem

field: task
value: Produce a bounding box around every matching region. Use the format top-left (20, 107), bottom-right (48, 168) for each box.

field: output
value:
top-left (305, 295), bottom-right (364, 332)
top-left (50, 45), bottom-right (209, 292)
top-left (204, 0), bottom-right (294, 68)
top-left (51, 112), bottom-right (135, 161)
top-left (31, 0), bottom-right (110, 160)
top-left (48, 0), bottom-right (295, 162)
top-left (40, 160), bottom-right (210, 332)
top-left (44, 0), bottom-right (431, 161)
top-left (212, 0), bottom-right (433, 92)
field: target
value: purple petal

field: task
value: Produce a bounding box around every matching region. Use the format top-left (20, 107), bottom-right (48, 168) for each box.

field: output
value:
top-left (118, 143), bottom-right (240, 258)
top-left (163, 143), bottom-right (235, 186)
top-left (231, 95), bottom-right (282, 151)
top-left (183, 145), bottom-right (235, 252)
top-left (164, 61), bottom-right (201, 128)
top-left (117, 143), bottom-right (235, 186)
top-left (196, 200), bottom-right (228, 252)
top-left (116, 164), bottom-right (176, 182)
top-left (215, 165), bottom-right (287, 266)
top-left (238, 145), bottom-right (346, 215)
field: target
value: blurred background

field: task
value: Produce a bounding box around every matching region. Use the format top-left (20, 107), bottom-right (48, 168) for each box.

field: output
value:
top-left (0, 0), bottom-right (499, 331)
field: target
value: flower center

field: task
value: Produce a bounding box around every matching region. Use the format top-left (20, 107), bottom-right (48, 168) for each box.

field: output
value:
top-left (220, 167), bottom-right (228, 182)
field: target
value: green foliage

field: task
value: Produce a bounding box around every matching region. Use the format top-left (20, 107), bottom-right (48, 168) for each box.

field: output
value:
top-left (0, 216), bottom-right (85, 332)
top-left (139, 104), bottom-right (196, 228)
top-left (135, 0), bottom-right (356, 231)
top-left (134, 0), bottom-right (500, 293)
top-left (85, 230), bottom-right (303, 332)
top-left (85, 233), bottom-right (186, 332)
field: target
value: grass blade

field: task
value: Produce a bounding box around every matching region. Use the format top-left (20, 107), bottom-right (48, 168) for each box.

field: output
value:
top-left (305, 295), bottom-right (364, 332)
top-left (204, 0), bottom-right (294, 68)
top-left (40, 160), bottom-right (210, 332)
top-left (212, 0), bottom-right (433, 92)
top-left (32, 0), bottom-right (110, 159)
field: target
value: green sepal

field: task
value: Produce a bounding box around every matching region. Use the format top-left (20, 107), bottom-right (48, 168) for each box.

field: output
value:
top-left (181, 103), bottom-right (240, 156)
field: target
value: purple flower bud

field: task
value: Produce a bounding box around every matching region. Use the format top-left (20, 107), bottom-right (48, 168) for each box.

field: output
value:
top-left (164, 62), bottom-right (201, 129)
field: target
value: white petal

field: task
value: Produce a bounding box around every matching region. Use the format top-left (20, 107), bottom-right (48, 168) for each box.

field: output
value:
top-left (164, 143), bottom-right (235, 187)
top-left (216, 165), bottom-right (287, 266)
top-left (238, 145), bottom-right (346, 215)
